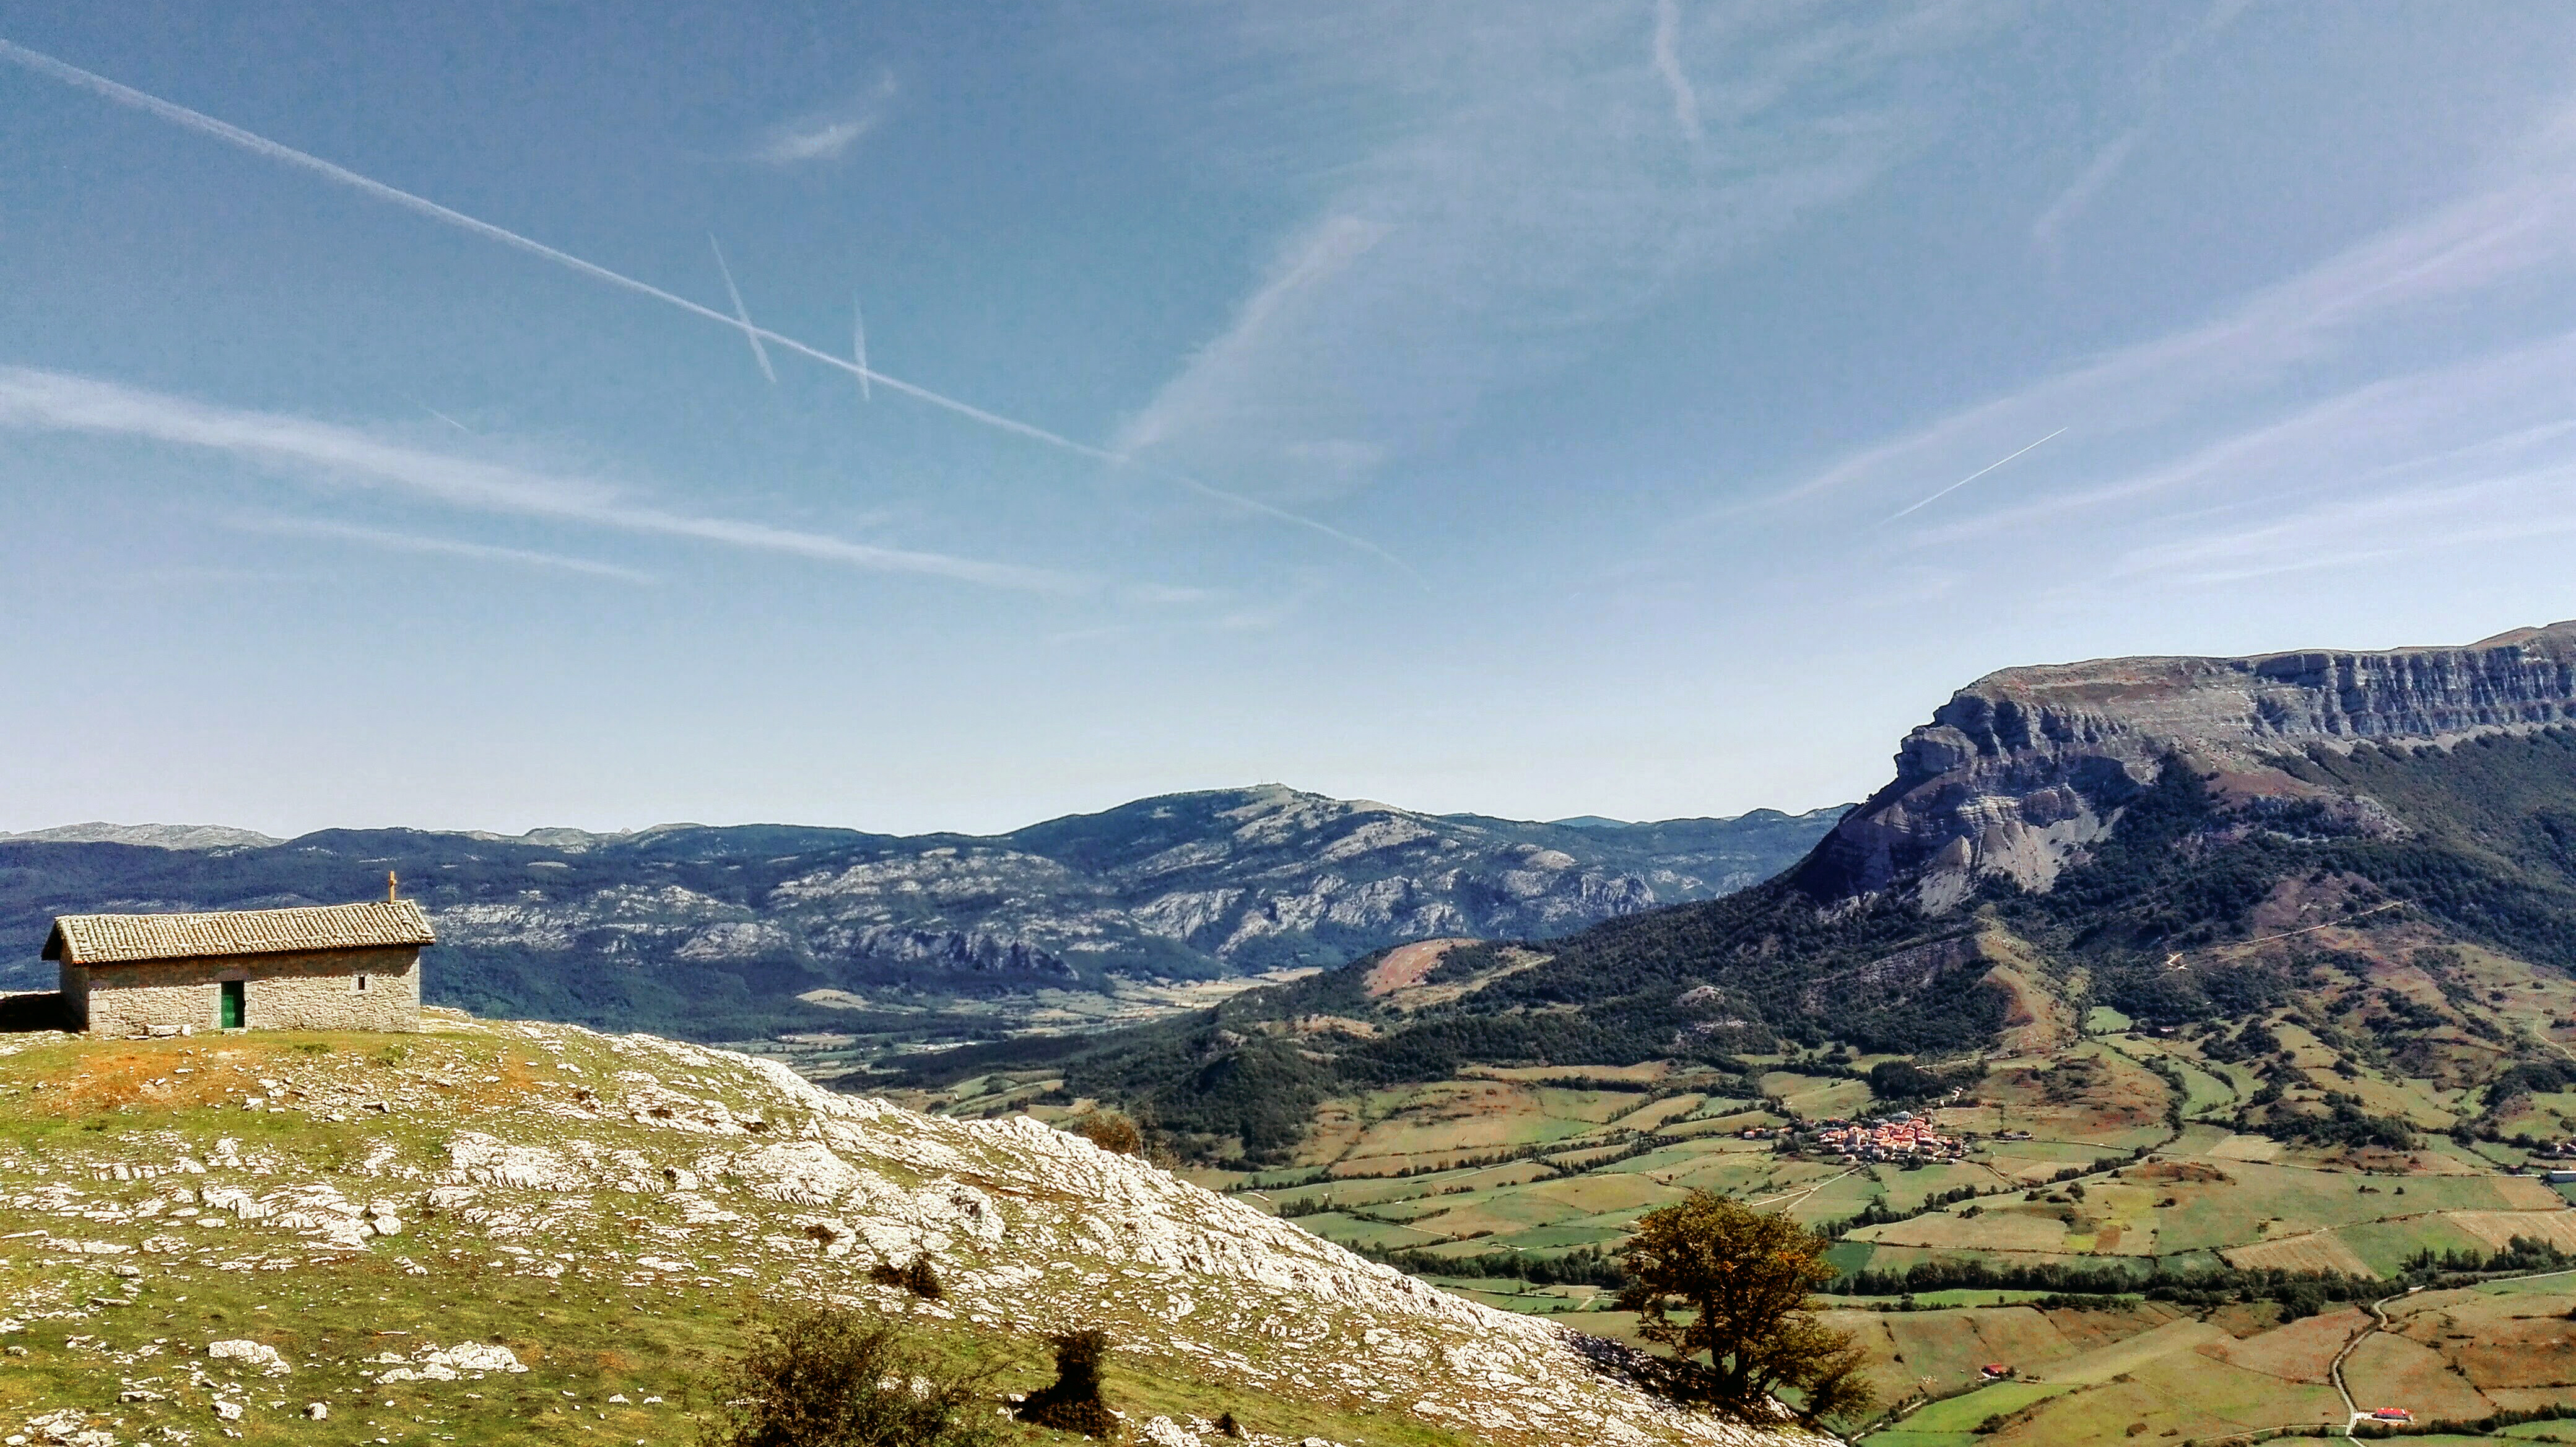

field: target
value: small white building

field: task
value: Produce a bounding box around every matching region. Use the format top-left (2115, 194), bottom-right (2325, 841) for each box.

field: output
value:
top-left (46, 899), bottom-right (434, 1036)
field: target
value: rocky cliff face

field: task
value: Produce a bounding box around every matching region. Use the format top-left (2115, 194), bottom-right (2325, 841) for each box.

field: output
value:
top-left (0, 788), bottom-right (1842, 1037)
top-left (1798, 621), bottom-right (2576, 909)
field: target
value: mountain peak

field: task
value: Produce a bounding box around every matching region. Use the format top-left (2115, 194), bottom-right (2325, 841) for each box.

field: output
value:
top-left (1799, 621), bottom-right (2576, 908)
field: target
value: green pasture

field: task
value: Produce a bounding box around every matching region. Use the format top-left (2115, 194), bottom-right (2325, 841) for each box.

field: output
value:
top-left (2334, 1214), bottom-right (2497, 1275)
top-left (1606, 1092), bottom-right (1710, 1131)
top-left (1903, 1381), bottom-right (2070, 1431)
top-left (1759, 1071), bottom-right (1876, 1119)
top-left (2139, 1160), bottom-right (2534, 1254)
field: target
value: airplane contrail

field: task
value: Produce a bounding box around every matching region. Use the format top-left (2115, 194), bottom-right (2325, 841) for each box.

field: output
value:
top-left (852, 294), bottom-right (871, 404)
top-left (0, 37), bottom-right (1417, 580)
top-left (408, 398), bottom-right (478, 435)
top-left (1886, 427), bottom-right (2067, 522)
top-left (708, 236), bottom-right (777, 384)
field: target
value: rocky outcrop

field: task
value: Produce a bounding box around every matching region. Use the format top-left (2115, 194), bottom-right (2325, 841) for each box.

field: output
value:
top-left (0, 1020), bottom-right (1827, 1447)
top-left (829, 924), bottom-right (1076, 979)
top-left (1798, 621), bottom-right (2576, 909)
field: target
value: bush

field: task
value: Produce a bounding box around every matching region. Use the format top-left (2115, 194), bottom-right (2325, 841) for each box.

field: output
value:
top-left (1867, 1060), bottom-right (1946, 1101)
top-left (700, 1306), bottom-right (1002, 1447)
top-left (1016, 1329), bottom-right (1119, 1438)
top-left (869, 1255), bottom-right (944, 1301)
top-left (1075, 1113), bottom-right (1144, 1156)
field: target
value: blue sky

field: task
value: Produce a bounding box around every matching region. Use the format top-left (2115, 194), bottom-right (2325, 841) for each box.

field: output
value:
top-left (6, 2), bottom-right (2575, 836)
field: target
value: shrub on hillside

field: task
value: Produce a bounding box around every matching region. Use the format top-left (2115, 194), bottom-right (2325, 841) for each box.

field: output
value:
top-left (1074, 1113), bottom-right (1144, 1155)
top-left (699, 1305), bottom-right (1001, 1447)
top-left (1865, 1059), bottom-right (1944, 1101)
top-left (1016, 1329), bottom-right (1119, 1438)
top-left (868, 1254), bottom-right (944, 1300)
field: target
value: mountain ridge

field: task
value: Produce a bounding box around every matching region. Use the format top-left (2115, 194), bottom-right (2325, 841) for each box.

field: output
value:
top-left (0, 787), bottom-right (1844, 1046)
top-left (928, 621), bottom-right (2576, 1165)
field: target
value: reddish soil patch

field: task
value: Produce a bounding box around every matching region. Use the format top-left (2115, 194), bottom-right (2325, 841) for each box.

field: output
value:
top-left (2199, 1306), bottom-right (2367, 1383)
top-left (2439, 1318), bottom-right (2576, 1391)
top-left (1364, 938), bottom-right (1476, 998)
top-left (1983, 964), bottom-right (2073, 1052)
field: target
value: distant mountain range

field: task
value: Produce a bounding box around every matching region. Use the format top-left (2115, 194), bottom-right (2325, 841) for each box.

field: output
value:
top-left (925, 622), bottom-right (2576, 1160)
top-left (0, 786), bottom-right (1843, 1039)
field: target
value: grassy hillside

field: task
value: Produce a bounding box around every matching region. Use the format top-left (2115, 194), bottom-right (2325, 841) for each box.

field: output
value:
top-left (0, 1016), bottom-right (1822, 1447)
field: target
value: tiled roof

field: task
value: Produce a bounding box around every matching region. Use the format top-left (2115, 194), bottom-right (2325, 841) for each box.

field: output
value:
top-left (44, 901), bottom-right (435, 966)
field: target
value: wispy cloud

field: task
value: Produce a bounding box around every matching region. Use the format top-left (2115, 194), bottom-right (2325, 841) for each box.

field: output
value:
top-left (1114, 214), bottom-right (1391, 464)
top-left (750, 71), bottom-right (897, 166)
top-left (0, 38), bottom-right (1404, 575)
top-left (1944, 329), bottom-right (2576, 561)
top-left (226, 515), bottom-right (655, 583)
top-left (1650, 0), bottom-right (1702, 142)
top-left (2109, 460), bottom-right (2576, 588)
top-left (1762, 98), bottom-right (2576, 522)
top-left (2030, 128), bottom-right (2141, 268)
top-left (0, 365), bottom-right (1094, 595)
top-left (1112, 2), bottom-right (2000, 502)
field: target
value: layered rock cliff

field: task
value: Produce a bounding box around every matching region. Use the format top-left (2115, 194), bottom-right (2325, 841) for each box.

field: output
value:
top-left (1798, 621), bottom-right (2576, 909)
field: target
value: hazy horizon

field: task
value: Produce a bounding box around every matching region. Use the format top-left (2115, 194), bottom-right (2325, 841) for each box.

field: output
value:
top-left (0, 789), bottom-right (1860, 844)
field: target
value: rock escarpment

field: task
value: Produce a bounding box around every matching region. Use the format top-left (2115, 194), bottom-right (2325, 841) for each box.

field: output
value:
top-left (1799, 621), bottom-right (2576, 909)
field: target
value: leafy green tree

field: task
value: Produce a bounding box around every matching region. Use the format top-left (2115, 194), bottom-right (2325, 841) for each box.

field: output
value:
top-left (700, 1306), bottom-right (1003, 1447)
top-left (1866, 1059), bottom-right (1944, 1101)
top-left (1616, 1194), bottom-right (1874, 1426)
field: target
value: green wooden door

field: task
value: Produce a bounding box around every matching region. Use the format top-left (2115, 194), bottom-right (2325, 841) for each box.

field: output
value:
top-left (219, 980), bottom-right (244, 1029)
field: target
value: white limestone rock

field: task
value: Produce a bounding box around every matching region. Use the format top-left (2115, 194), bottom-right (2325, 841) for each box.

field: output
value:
top-left (205, 1340), bottom-right (289, 1376)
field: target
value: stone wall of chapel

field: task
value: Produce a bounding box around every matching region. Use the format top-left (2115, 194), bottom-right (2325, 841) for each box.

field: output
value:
top-left (74, 946), bottom-right (422, 1036)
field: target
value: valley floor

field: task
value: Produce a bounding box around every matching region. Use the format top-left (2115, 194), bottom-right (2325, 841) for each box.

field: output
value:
top-left (915, 963), bottom-right (2576, 1442)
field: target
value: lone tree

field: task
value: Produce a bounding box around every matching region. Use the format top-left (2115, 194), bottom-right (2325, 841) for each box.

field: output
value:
top-left (700, 1305), bottom-right (1003, 1447)
top-left (1616, 1193), bottom-right (1874, 1427)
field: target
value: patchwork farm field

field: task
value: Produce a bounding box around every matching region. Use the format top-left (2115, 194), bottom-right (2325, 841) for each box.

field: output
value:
top-left (919, 960), bottom-right (2576, 1443)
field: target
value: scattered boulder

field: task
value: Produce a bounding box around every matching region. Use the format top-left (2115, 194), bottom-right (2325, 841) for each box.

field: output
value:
top-left (206, 1339), bottom-right (290, 1376)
